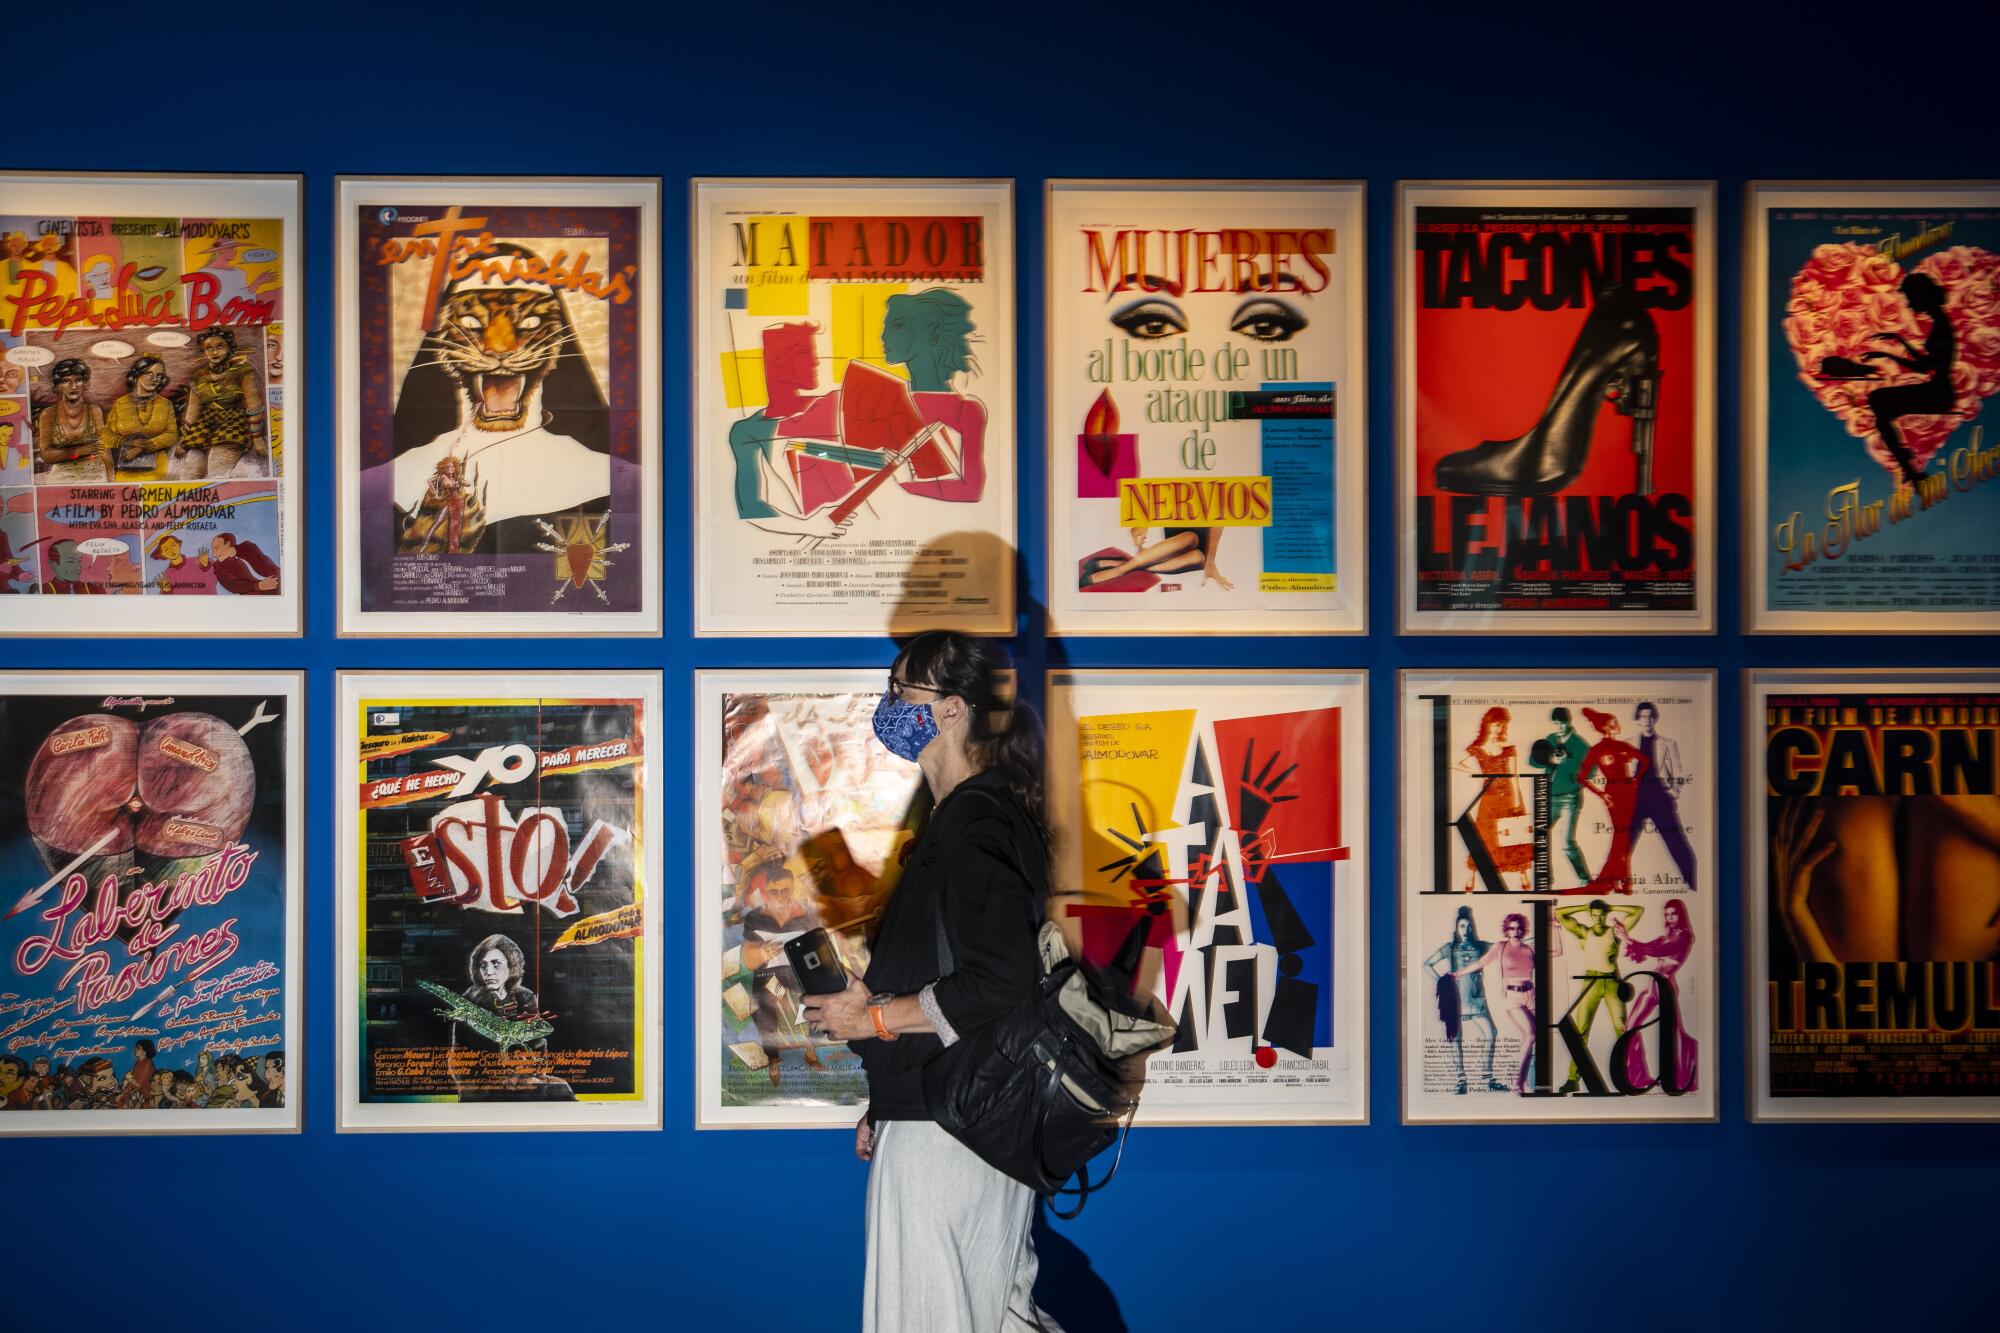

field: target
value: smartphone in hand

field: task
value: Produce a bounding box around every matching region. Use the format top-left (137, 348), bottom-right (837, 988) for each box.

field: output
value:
top-left (784, 927), bottom-right (850, 995)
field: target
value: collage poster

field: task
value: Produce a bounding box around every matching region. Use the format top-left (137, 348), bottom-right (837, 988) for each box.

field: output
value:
top-left (1751, 672), bottom-right (2000, 1120)
top-left (1400, 672), bottom-right (1716, 1123)
top-left (696, 671), bottom-right (928, 1127)
top-left (338, 674), bottom-right (661, 1131)
top-left (1045, 182), bottom-right (1364, 635)
top-left (693, 180), bottom-right (1015, 635)
top-left (339, 179), bottom-right (659, 635)
top-left (0, 673), bottom-right (301, 1134)
top-left (1400, 183), bottom-right (1713, 633)
top-left (1046, 671), bottom-right (1367, 1124)
top-left (1751, 187), bottom-right (2000, 631)
top-left (3, 174), bottom-right (299, 635)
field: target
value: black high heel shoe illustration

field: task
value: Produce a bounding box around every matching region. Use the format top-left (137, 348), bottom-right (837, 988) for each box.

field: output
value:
top-left (1433, 286), bottom-right (1662, 497)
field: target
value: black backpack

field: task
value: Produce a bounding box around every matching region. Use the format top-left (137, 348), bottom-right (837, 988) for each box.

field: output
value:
top-left (920, 788), bottom-right (1174, 1218)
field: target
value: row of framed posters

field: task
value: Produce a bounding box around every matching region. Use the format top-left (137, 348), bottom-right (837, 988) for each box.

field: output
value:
top-left (3, 668), bottom-right (1996, 1133)
top-left (10, 173), bottom-right (1994, 637)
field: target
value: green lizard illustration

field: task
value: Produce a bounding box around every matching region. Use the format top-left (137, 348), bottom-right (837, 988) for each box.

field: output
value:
top-left (417, 980), bottom-right (554, 1052)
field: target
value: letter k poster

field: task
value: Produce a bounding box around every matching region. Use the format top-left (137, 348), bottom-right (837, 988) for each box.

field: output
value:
top-left (336, 671), bottom-right (662, 1132)
top-left (1399, 671), bottom-right (1716, 1124)
top-left (1398, 183), bottom-right (1715, 633)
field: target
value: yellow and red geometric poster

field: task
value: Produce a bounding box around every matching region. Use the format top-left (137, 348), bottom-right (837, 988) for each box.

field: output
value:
top-left (1047, 670), bottom-right (1367, 1124)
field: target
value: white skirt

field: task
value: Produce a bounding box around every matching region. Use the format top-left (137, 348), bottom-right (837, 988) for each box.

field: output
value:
top-left (864, 1119), bottom-right (1064, 1333)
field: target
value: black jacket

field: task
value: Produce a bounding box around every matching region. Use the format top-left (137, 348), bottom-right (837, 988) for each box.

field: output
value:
top-left (854, 767), bottom-right (1045, 1120)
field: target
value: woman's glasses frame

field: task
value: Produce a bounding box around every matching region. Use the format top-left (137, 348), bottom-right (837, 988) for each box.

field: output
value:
top-left (886, 676), bottom-right (940, 703)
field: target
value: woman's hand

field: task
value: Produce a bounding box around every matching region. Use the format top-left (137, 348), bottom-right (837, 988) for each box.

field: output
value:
top-left (800, 976), bottom-right (874, 1042)
top-left (854, 1112), bottom-right (875, 1162)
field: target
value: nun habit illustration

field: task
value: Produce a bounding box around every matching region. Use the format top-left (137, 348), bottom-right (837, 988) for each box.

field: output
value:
top-left (387, 245), bottom-right (625, 555)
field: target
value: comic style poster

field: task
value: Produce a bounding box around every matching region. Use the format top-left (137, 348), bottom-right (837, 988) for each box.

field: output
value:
top-left (337, 178), bottom-right (660, 636)
top-left (0, 673), bottom-right (302, 1135)
top-left (337, 673), bottom-right (661, 1131)
top-left (1046, 671), bottom-right (1367, 1124)
top-left (1398, 183), bottom-right (1714, 633)
top-left (1751, 672), bottom-right (2000, 1120)
top-left (1046, 183), bottom-right (1365, 635)
top-left (696, 671), bottom-right (929, 1127)
top-left (2, 173), bottom-right (300, 635)
top-left (1399, 672), bottom-right (1716, 1123)
top-left (1749, 186), bottom-right (2000, 632)
top-left (693, 180), bottom-right (1015, 636)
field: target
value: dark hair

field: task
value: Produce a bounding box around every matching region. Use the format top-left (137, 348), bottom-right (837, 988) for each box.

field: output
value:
top-left (893, 630), bottom-right (1051, 865)
top-left (1502, 912), bottom-right (1528, 937)
top-left (1550, 706), bottom-right (1571, 724)
top-left (125, 355), bottom-right (167, 390)
top-left (0, 1055), bottom-right (25, 1079)
top-left (51, 358), bottom-right (90, 385)
top-left (134, 1039), bottom-right (155, 1059)
top-left (1452, 904), bottom-right (1484, 947)
top-left (263, 1053), bottom-right (284, 1075)
top-left (197, 327), bottom-right (235, 351)
top-left (468, 934), bottom-right (527, 987)
top-left (1633, 701), bottom-right (1658, 720)
top-left (1588, 898), bottom-right (1609, 913)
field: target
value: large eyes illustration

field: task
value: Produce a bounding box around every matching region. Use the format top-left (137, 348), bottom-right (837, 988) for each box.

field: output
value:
top-left (519, 315), bottom-right (544, 330)
top-left (1230, 298), bottom-right (1307, 342)
top-left (1110, 298), bottom-right (1188, 341)
top-left (457, 314), bottom-right (482, 330)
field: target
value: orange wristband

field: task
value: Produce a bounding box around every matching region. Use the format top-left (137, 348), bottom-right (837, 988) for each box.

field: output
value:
top-left (869, 1001), bottom-right (896, 1041)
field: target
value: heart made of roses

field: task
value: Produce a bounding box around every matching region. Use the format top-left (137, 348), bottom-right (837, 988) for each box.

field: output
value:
top-left (1784, 243), bottom-right (2000, 478)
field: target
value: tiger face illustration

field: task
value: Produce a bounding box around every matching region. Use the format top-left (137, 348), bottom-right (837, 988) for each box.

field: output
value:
top-left (424, 288), bottom-right (571, 431)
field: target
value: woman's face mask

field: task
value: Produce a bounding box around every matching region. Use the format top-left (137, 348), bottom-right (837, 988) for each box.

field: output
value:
top-left (872, 691), bottom-right (940, 762)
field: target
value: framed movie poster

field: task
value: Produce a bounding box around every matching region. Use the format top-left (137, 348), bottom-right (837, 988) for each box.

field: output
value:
top-left (334, 176), bottom-right (661, 636)
top-left (2, 172), bottom-right (302, 636)
top-left (0, 672), bottom-right (303, 1136)
top-left (1044, 181), bottom-right (1365, 636)
top-left (1747, 183), bottom-right (2000, 633)
top-left (1748, 670), bottom-right (2000, 1121)
top-left (695, 670), bottom-right (929, 1128)
top-left (1399, 671), bottom-right (1717, 1123)
top-left (1397, 182), bottom-right (1716, 634)
top-left (692, 179), bottom-right (1015, 636)
top-left (336, 671), bottom-right (662, 1132)
top-left (1046, 670), bottom-right (1368, 1125)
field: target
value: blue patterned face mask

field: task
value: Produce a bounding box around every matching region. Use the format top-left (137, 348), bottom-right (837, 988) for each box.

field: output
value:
top-left (872, 693), bottom-right (939, 762)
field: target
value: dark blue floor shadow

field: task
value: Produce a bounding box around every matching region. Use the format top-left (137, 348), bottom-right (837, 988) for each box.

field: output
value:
top-left (1033, 1203), bottom-right (1128, 1333)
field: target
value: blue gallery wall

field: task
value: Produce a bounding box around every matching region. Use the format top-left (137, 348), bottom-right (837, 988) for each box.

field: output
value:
top-left (6, 7), bottom-right (1999, 1329)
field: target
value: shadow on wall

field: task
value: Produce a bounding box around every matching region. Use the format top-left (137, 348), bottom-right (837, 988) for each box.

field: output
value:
top-left (884, 528), bottom-right (1045, 643)
top-left (1035, 1203), bottom-right (1128, 1332)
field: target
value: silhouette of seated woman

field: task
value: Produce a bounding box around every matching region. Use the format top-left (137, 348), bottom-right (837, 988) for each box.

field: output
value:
top-left (1859, 273), bottom-right (1955, 485)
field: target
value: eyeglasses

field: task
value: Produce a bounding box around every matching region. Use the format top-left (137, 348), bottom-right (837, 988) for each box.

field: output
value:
top-left (887, 676), bottom-right (939, 702)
